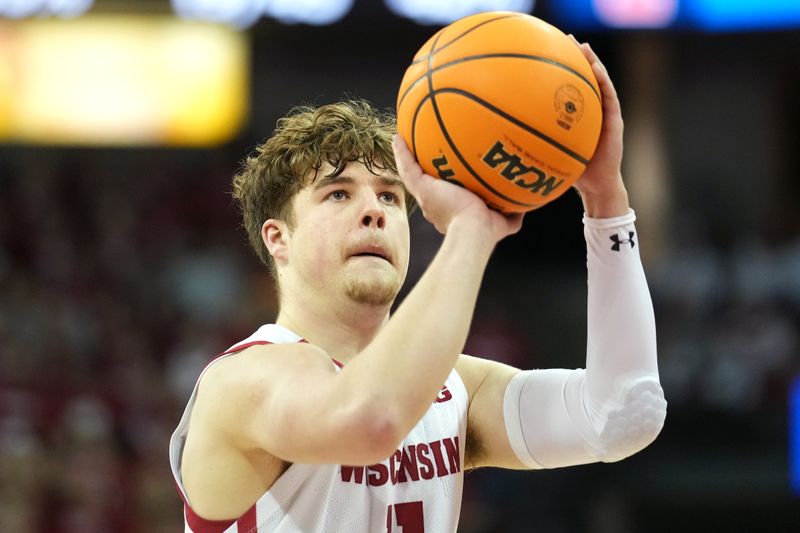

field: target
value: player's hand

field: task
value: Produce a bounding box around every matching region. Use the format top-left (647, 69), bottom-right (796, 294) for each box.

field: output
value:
top-left (393, 135), bottom-right (523, 241)
top-left (568, 36), bottom-right (629, 217)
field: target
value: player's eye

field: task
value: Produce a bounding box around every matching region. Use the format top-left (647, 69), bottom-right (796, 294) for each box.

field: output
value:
top-left (379, 192), bottom-right (398, 205)
top-left (328, 190), bottom-right (348, 201)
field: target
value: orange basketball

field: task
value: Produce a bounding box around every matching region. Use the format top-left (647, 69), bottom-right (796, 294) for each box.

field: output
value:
top-left (396, 11), bottom-right (602, 213)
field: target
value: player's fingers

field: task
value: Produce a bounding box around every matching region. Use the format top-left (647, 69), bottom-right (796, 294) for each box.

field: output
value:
top-left (580, 43), bottom-right (612, 93)
top-left (392, 135), bottom-right (427, 197)
top-left (566, 36), bottom-right (618, 103)
top-left (567, 33), bottom-right (593, 63)
top-left (579, 43), bottom-right (622, 120)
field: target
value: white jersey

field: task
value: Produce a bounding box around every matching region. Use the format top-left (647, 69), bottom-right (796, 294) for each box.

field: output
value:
top-left (169, 324), bottom-right (469, 533)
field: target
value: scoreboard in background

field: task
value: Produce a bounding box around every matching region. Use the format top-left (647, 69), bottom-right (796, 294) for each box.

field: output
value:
top-left (549, 0), bottom-right (800, 31)
top-left (0, 16), bottom-right (248, 146)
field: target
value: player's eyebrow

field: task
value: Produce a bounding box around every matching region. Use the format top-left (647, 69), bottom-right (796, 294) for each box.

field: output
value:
top-left (375, 176), bottom-right (404, 189)
top-left (313, 175), bottom-right (403, 191)
top-left (313, 175), bottom-right (354, 191)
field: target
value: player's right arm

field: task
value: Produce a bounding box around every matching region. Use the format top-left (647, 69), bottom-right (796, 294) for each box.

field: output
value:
top-left (194, 137), bottom-right (522, 467)
top-left (193, 341), bottom-right (394, 466)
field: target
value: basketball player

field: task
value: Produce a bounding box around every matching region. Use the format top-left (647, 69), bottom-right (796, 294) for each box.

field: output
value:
top-left (169, 39), bottom-right (666, 532)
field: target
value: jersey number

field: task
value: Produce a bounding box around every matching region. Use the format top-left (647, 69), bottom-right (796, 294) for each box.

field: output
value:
top-left (386, 501), bottom-right (424, 532)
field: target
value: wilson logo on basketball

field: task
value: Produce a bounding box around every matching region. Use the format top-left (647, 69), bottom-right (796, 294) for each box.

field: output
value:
top-left (482, 141), bottom-right (565, 198)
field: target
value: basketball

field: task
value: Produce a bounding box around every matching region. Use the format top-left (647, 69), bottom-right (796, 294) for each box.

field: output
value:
top-left (396, 11), bottom-right (602, 213)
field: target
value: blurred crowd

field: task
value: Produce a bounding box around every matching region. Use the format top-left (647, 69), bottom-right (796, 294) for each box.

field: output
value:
top-left (652, 214), bottom-right (800, 414)
top-left (0, 150), bottom-right (274, 532)
top-left (1, 149), bottom-right (798, 532)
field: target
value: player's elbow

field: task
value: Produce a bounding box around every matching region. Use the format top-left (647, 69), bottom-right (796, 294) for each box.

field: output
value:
top-left (343, 400), bottom-right (405, 464)
top-left (363, 417), bottom-right (404, 463)
top-left (594, 378), bottom-right (667, 463)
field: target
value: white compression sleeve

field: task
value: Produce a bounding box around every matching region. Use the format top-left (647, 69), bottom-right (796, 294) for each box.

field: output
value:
top-left (503, 209), bottom-right (667, 469)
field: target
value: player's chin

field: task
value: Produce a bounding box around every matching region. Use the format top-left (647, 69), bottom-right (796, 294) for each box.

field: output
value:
top-left (343, 272), bottom-right (401, 307)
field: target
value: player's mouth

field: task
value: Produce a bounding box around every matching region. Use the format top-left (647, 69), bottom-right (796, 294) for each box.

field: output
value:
top-left (348, 244), bottom-right (393, 265)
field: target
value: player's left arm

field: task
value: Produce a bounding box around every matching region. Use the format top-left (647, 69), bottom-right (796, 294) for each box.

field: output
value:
top-left (459, 38), bottom-right (666, 471)
top-left (459, 201), bottom-right (667, 471)
top-left (458, 205), bottom-right (667, 471)
top-left (457, 355), bottom-right (524, 470)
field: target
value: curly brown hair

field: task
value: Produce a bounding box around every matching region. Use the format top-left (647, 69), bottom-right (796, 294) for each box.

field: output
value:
top-left (232, 99), bottom-right (414, 277)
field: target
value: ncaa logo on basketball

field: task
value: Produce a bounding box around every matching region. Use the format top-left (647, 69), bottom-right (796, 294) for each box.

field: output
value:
top-left (482, 141), bottom-right (565, 199)
top-left (554, 85), bottom-right (585, 130)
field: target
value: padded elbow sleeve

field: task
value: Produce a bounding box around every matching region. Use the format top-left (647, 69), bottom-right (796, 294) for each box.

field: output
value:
top-left (503, 369), bottom-right (666, 468)
top-left (502, 209), bottom-right (666, 469)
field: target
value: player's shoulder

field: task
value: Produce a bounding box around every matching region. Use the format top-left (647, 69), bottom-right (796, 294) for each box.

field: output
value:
top-left (454, 353), bottom-right (488, 399)
top-left (192, 341), bottom-right (336, 430)
top-left (455, 353), bottom-right (517, 400)
top-left (202, 341), bottom-right (333, 389)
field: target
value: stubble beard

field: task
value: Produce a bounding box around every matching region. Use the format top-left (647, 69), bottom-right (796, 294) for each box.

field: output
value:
top-left (343, 271), bottom-right (401, 307)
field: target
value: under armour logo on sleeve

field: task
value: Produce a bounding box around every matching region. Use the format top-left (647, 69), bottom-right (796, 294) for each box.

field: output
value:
top-left (610, 232), bottom-right (635, 251)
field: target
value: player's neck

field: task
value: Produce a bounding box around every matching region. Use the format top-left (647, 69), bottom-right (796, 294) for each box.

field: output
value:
top-left (275, 292), bottom-right (390, 364)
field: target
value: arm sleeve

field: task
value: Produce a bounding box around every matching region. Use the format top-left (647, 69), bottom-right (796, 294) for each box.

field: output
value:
top-left (502, 209), bottom-right (667, 469)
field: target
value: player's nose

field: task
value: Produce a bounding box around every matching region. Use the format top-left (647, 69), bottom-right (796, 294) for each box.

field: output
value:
top-left (359, 193), bottom-right (386, 230)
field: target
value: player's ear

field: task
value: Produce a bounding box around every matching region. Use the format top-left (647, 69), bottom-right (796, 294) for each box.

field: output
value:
top-left (262, 219), bottom-right (289, 266)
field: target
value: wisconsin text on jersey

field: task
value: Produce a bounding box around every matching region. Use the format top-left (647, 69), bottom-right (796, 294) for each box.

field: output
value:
top-left (340, 436), bottom-right (461, 487)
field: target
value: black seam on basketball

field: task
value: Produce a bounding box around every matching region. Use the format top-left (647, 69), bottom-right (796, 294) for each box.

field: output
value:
top-left (410, 90), bottom-right (423, 162)
top-left (425, 40), bottom-right (538, 209)
top-left (411, 13), bottom-right (523, 66)
top-left (424, 30), bottom-right (441, 159)
top-left (434, 87), bottom-right (590, 165)
top-left (412, 27), bottom-right (447, 164)
top-left (398, 52), bottom-right (599, 111)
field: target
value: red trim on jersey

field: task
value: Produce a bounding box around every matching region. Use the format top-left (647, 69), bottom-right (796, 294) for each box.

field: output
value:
top-left (185, 504), bottom-right (238, 533)
top-left (331, 358), bottom-right (344, 368)
top-left (219, 340), bottom-right (274, 357)
top-left (215, 337), bottom-right (307, 361)
top-left (238, 505), bottom-right (258, 533)
top-left (195, 340), bottom-right (277, 374)
top-left (174, 479), bottom-right (186, 502)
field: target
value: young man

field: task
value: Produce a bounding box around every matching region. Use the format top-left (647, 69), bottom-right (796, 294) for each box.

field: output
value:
top-left (169, 40), bottom-right (666, 532)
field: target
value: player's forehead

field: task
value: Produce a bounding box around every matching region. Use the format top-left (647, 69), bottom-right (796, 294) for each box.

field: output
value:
top-left (304, 161), bottom-right (402, 191)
